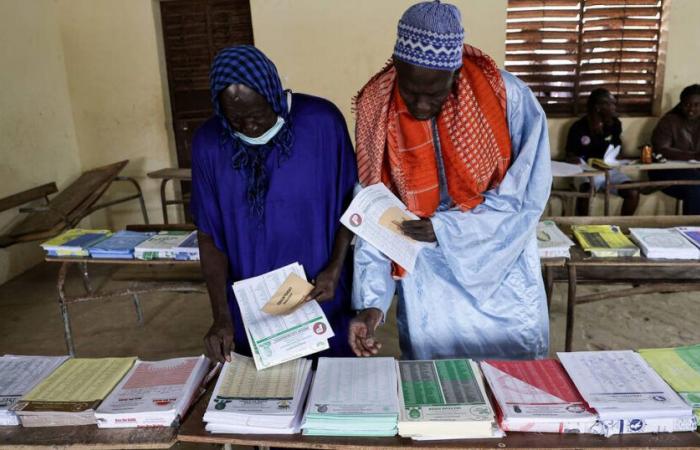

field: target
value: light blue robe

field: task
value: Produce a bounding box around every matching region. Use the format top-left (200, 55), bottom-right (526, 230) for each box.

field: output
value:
top-left (352, 71), bottom-right (552, 360)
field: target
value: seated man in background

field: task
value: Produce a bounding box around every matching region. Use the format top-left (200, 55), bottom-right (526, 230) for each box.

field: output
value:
top-left (565, 88), bottom-right (639, 216)
top-left (649, 84), bottom-right (700, 215)
top-left (191, 45), bottom-right (357, 362)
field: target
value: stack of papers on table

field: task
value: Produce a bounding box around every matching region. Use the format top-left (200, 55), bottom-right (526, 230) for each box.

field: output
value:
top-left (173, 231), bottom-right (199, 261)
top-left (0, 355), bottom-right (69, 426)
top-left (677, 227), bottom-right (700, 249)
top-left (40, 229), bottom-right (110, 257)
top-left (87, 230), bottom-right (155, 259)
top-left (95, 355), bottom-right (208, 428)
top-left (572, 225), bottom-right (640, 258)
top-left (537, 221), bottom-right (575, 259)
top-left (340, 183), bottom-right (436, 273)
top-left (630, 228), bottom-right (700, 259)
top-left (12, 357), bottom-right (135, 427)
top-left (558, 350), bottom-right (697, 436)
top-left (204, 353), bottom-right (311, 434)
top-left (397, 359), bottom-right (500, 440)
top-left (480, 359), bottom-right (603, 434)
top-left (233, 263), bottom-right (333, 370)
top-left (134, 231), bottom-right (190, 260)
top-left (639, 344), bottom-right (700, 424)
top-left (302, 357), bottom-right (398, 436)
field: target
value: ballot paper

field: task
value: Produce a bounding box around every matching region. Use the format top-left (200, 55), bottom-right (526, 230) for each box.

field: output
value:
top-left (261, 273), bottom-right (314, 315)
top-left (397, 359), bottom-right (500, 440)
top-left (480, 359), bottom-right (603, 434)
top-left (630, 228), bottom-right (700, 259)
top-left (203, 353), bottom-right (312, 434)
top-left (551, 161), bottom-right (584, 177)
top-left (588, 144), bottom-right (626, 169)
top-left (0, 355), bottom-right (69, 426)
top-left (573, 225), bottom-right (640, 258)
top-left (558, 351), bottom-right (697, 436)
top-left (639, 344), bottom-right (700, 425)
top-left (302, 357), bottom-right (399, 436)
top-left (173, 231), bottom-right (200, 261)
top-left (87, 230), bottom-right (155, 259)
top-left (340, 183), bottom-right (436, 273)
top-left (677, 227), bottom-right (700, 250)
top-left (95, 355), bottom-right (209, 428)
top-left (232, 263), bottom-right (333, 370)
top-left (537, 221), bottom-right (576, 259)
top-left (40, 229), bottom-right (111, 257)
top-left (134, 231), bottom-right (190, 260)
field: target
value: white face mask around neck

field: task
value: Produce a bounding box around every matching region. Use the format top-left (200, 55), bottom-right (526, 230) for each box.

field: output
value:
top-left (232, 91), bottom-right (292, 146)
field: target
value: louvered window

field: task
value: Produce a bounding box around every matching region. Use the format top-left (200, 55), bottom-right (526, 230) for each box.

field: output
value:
top-left (506, 0), bottom-right (666, 116)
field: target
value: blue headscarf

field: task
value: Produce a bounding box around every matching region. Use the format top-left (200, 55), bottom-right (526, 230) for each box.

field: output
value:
top-left (209, 45), bottom-right (294, 217)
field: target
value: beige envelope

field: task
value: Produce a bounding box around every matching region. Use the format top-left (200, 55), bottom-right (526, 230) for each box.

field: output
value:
top-left (261, 273), bottom-right (314, 315)
top-left (379, 206), bottom-right (415, 241)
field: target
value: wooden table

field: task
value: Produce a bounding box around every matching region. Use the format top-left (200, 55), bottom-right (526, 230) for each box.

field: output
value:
top-left (178, 390), bottom-right (700, 450)
top-left (47, 224), bottom-right (205, 356)
top-left (603, 161), bottom-right (700, 215)
top-left (550, 215), bottom-right (700, 351)
top-left (550, 167), bottom-right (605, 216)
top-left (147, 168), bottom-right (192, 224)
top-left (0, 424), bottom-right (176, 449)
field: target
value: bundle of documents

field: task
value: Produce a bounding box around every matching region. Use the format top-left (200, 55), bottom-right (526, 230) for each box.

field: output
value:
top-left (95, 355), bottom-right (208, 428)
top-left (340, 183), bottom-right (436, 273)
top-left (302, 357), bottom-right (399, 436)
top-left (40, 229), bottom-right (110, 257)
top-left (173, 231), bottom-right (199, 261)
top-left (558, 350), bottom-right (697, 436)
top-left (204, 353), bottom-right (312, 434)
top-left (572, 225), bottom-right (640, 258)
top-left (639, 344), bottom-right (700, 424)
top-left (397, 359), bottom-right (500, 440)
top-left (0, 355), bottom-right (69, 426)
top-left (87, 230), bottom-right (155, 259)
top-left (12, 357), bottom-right (135, 427)
top-left (233, 263), bottom-right (334, 370)
top-left (537, 221), bottom-right (575, 259)
top-left (676, 227), bottom-right (700, 249)
top-left (480, 359), bottom-right (603, 434)
top-left (134, 231), bottom-right (190, 260)
top-left (629, 228), bottom-right (700, 259)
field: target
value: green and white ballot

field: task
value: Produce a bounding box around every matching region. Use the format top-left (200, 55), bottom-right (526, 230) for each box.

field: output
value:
top-left (301, 357), bottom-right (399, 436)
top-left (396, 359), bottom-right (500, 439)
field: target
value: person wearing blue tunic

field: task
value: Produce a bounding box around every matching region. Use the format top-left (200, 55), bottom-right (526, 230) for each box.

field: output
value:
top-left (191, 46), bottom-right (357, 362)
top-left (349, 2), bottom-right (552, 361)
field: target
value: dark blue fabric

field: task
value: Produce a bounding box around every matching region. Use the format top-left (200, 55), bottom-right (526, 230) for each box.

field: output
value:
top-left (191, 93), bottom-right (357, 357)
top-left (210, 45), bottom-right (294, 216)
top-left (648, 169), bottom-right (700, 214)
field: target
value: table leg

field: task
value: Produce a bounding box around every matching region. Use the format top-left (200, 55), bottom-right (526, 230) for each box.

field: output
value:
top-left (57, 262), bottom-right (76, 356)
top-left (545, 265), bottom-right (554, 312)
top-left (132, 293), bottom-right (144, 326)
top-left (79, 261), bottom-right (92, 293)
top-left (604, 170), bottom-right (611, 216)
top-left (565, 264), bottom-right (577, 352)
top-left (160, 179), bottom-right (170, 224)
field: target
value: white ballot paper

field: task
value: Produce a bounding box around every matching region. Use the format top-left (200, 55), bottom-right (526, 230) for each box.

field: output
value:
top-left (233, 263), bottom-right (334, 370)
top-left (341, 183), bottom-right (436, 273)
top-left (558, 350), bottom-right (697, 435)
top-left (0, 355), bottom-right (69, 426)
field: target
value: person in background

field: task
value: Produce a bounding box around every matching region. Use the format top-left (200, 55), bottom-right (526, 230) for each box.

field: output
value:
top-left (191, 45), bottom-right (357, 362)
top-left (649, 84), bottom-right (700, 215)
top-left (348, 1), bottom-right (551, 361)
top-left (565, 88), bottom-right (639, 216)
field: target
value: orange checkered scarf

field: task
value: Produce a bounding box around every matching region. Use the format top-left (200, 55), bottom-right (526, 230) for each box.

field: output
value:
top-left (354, 44), bottom-right (511, 218)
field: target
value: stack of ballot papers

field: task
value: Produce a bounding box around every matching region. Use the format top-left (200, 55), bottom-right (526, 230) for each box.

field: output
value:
top-left (480, 359), bottom-right (603, 434)
top-left (537, 221), bottom-right (576, 259)
top-left (40, 229), bottom-right (110, 257)
top-left (12, 357), bottom-right (135, 427)
top-left (204, 353), bottom-right (312, 434)
top-left (87, 230), bottom-right (155, 259)
top-left (639, 344), bottom-right (700, 424)
top-left (95, 355), bottom-right (208, 428)
top-left (572, 225), bottom-right (640, 258)
top-left (233, 262), bottom-right (334, 370)
top-left (302, 357), bottom-right (399, 436)
top-left (397, 359), bottom-right (500, 440)
top-left (340, 183), bottom-right (436, 273)
top-left (134, 231), bottom-right (190, 260)
top-left (0, 355), bottom-right (69, 426)
top-left (558, 350), bottom-right (697, 436)
top-left (630, 228), bottom-right (700, 259)
top-left (173, 231), bottom-right (199, 260)
top-left (677, 227), bottom-right (700, 249)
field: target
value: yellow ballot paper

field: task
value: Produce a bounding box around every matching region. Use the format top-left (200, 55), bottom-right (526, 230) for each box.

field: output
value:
top-left (218, 353), bottom-right (297, 399)
top-left (639, 345), bottom-right (700, 423)
top-left (261, 273), bottom-right (314, 315)
top-left (573, 225), bottom-right (640, 258)
top-left (23, 357), bottom-right (135, 402)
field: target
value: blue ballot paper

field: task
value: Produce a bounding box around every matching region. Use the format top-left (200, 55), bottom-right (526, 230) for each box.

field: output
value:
top-left (88, 231), bottom-right (155, 259)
